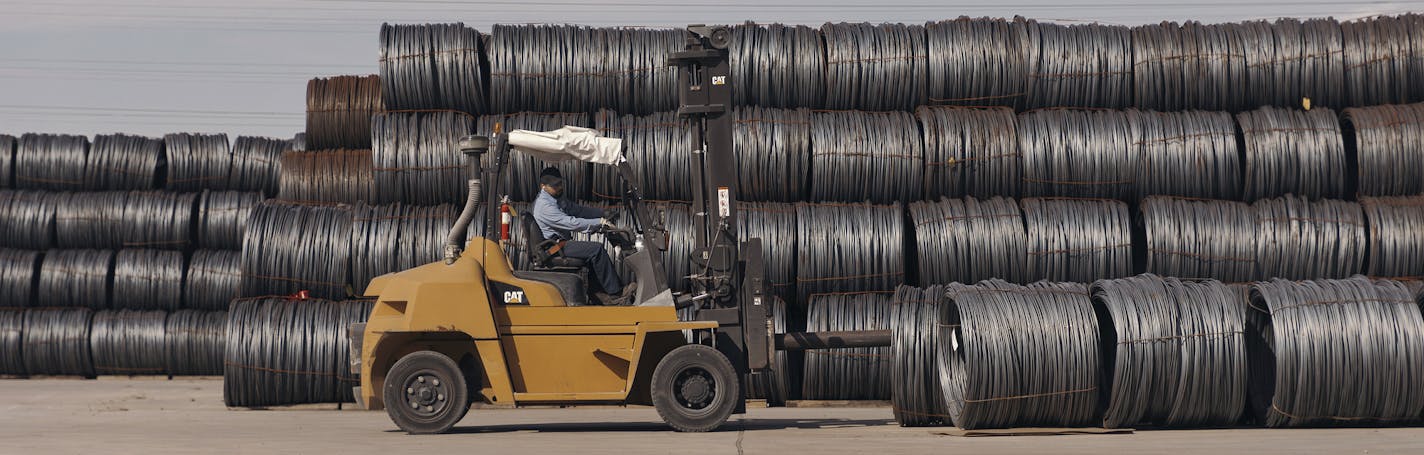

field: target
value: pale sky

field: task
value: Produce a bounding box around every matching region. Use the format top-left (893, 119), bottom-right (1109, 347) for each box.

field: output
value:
top-left (0, 0), bottom-right (1416, 138)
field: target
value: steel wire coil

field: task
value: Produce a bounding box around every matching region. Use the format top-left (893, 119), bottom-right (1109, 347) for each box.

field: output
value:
top-left (0, 249), bottom-right (41, 307)
top-left (1180, 21), bottom-right (1250, 112)
top-left (809, 110), bottom-right (923, 203)
top-left (1132, 23), bottom-right (1188, 111)
top-left (37, 249), bottom-right (114, 309)
top-left (738, 202), bottom-right (798, 306)
top-left (1407, 14), bottom-right (1424, 101)
top-left (476, 112), bottom-right (591, 202)
top-left (1237, 106), bottom-right (1347, 200)
top-left (0, 189), bottom-right (60, 249)
top-left (1018, 109), bottom-right (1139, 200)
top-left (371, 111), bottom-right (475, 205)
top-left (223, 297), bottom-right (375, 406)
top-left (86, 133), bottom-right (164, 190)
top-left (111, 249), bottom-right (185, 311)
top-left (1343, 16), bottom-right (1414, 106)
top-left (1343, 103), bottom-right (1424, 197)
top-left (120, 191), bottom-right (198, 250)
top-left (733, 106), bottom-right (810, 202)
top-left (164, 133), bottom-right (231, 192)
top-left (306, 75), bottom-right (382, 150)
top-left (89, 310), bottom-right (168, 375)
top-left (276, 149), bottom-right (374, 204)
top-left (1136, 110), bottom-right (1242, 200)
top-left (228, 136), bottom-right (288, 197)
top-left (821, 22), bottom-right (927, 111)
top-left (1021, 198), bottom-right (1132, 283)
top-left (925, 17), bottom-right (1029, 109)
top-left (910, 197), bottom-right (1027, 285)
top-left (489, 24), bottom-right (611, 114)
top-left (1025, 22), bottom-right (1133, 109)
top-left (938, 280), bottom-right (1101, 429)
top-left (891, 284), bottom-right (963, 426)
top-left (1245, 277), bottom-right (1424, 427)
top-left (13, 133), bottom-right (89, 190)
top-left (349, 203), bottom-right (458, 292)
top-left (165, 309), bottom-right (227, 376)
top-left (744, 297), bottom-right (790, 405)
top-left (240, 203), bottom-right (353, 300)
top-left (185, 250), bottom-right (242, 311)
top-left (609, 28), bottom-right (681, 115)
top-left (1238, 19), bottom-right (1346, 109)
top-left (1092, 274), bottom-right (1247, 428)
top-left (54, 191), bottom-right (129, 249)
top-left (795, 202), bottom-right (905, 305)
top-left (1361, 197), bottom-right (1424, 278)
top-left (0, 134), bottom-right (14, 188)
top-left (197, 190), bottom-right (263, 250)
top-left (729, 23), bottom-right (825, 108)
top-left (801, 292), bottom-right (895, 400)
top-left (592, 110), bottom-right (693, 202)
top-left (916, 106), bottom-right (1019, 199)
top-left (21, 308), bottom-right (95, 376)
top-left (1140, 197), bottom-right (1257, 282)
top-left (289, 133), bottom-right (306, 152)
top-left (0, 309), bottom-right (23, 374)
top-left (379, 23), bottom-right (487, 114)
top-left (1252, 196), bottom-right (1365, 280)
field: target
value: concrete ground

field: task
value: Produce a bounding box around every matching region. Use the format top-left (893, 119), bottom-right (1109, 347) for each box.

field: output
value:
top-left (0, 378), bottom-right (1419, 454)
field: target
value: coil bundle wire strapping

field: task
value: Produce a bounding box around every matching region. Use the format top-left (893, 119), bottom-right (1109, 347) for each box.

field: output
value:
top-left (1092, 274), bottom-right (1247, 428)
top-left (1343, 103), bottom-right (1424, 197)
top-left (0, 249), bottom-right (41, 307)
top-left (795, 202), bottom-right (905, 305)
top-left (240, 203), bottom-right (353, 300)
top-left (1021, 198), bottom-right (1132, 283)
top-left (1135, 110), bottom-right (1241, 200)
top-left (0, 309), bottom-right (22, 374)
top-left (476, 112), bottom-right (591, 202)
top-left (733, 106), bottom-right (810, 202)
top-left (37, 249), bottom-right (114, 309)
top-left (925, 17), bottom-right (1029, 110)
top-left (1252, 196), bottom-right (1365, 280)
top-left (809, 110), bottom-right (923, 203)
top-left (910, 197), bottom-right (1027, 285)
top-left (1237, 106), bottom-right (1347, 200)
top-left (89, 310), bottom-right (168, 375)
top-left (1025, 22), bottom-right (1132, 109)
top-left (14, 133), bottom-right (89, 190)
top-left (609, 28), bottom-right (681, 115)
top-left (306, 75), bottom-right (382, 150)
top-left (1180, 21), bottom-right (1250, 112)
top-left (276, 149), bottom-right (374, 204)
top-left (729, 23), bottom-right (824, 108)
top-left (593, 110), bottom-right (693, 201)
top-left (111, 250), bottom-right (185, 311)
top-left (379, 23), bottom-right (487, 114)
top-left (1132, 23), bottom-right (1188, 111)
top-left (371, 111), bottom-right (475, 205)
top-left (1140, 197), bottom-right (1257, 282)
top-left (916, 106), bottom-right (1019, 199)
top-left (164, 133), bottom-right (231, 192)
top-left (0, 134), bottom-right (14, 188)
top-left (0, 190), bottom-right (60, 249)
top-left (223, 298), bottom-right (375, 406)
top-left (166, 310), bottom-right (227, 375)
top-left (938, 280), bottom-right (1101, 429)
top-left (1343, 16), bottom-right (1413, 106)
top-left (1018, 109), bottom-right (1138, 200)
top-left (349, 203), bottom-right (458, 292)
top-left (22, 308), bottom-right (95, 376)
top-left (186, 250), bottom-right (242, 311)
top-left (228, 136), bottom-right (288, 197)
top-left (489, 24), bottom-right (611, 114)
top-left (891, 284), bottom-right (964, 426)
top-left (744, 297), bottom-right (790, 405)
top-left (1245, 277), bottom-right (1424, 427)
top-left (1361, 197), bottom-right (1424, 278)
top-left (801, 292), bottom-right (895, 400)
top-left (738, 203), bottom-right (798, 306)
top-left (86, 133), bottom-right (164, 190)
top-left (197, 190), bottom-right (262, 250)
top-left (821, 22), bottom-right (927, 111)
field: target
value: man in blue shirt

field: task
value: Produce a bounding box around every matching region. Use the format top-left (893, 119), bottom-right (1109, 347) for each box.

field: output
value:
top-left (531, 167), bottom-right (631, 303)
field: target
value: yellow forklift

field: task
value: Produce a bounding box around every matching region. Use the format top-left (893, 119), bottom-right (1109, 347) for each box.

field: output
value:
top-left (354, 25), bottom-right (891, 434)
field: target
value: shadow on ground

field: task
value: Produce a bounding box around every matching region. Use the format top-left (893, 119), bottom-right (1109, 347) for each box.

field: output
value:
top-left (388, 417), bottom-right (896, 435)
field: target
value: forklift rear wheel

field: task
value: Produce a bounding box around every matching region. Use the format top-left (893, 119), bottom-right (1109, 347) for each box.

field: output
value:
top-left (384, 351), bottom-right (470, 435)
top-left (650, 344), bottom-right (740, 432)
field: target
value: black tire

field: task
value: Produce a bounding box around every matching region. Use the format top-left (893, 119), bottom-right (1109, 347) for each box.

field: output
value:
top-left (383, 351), bottom-right (470, 435)
top-left (650, 344), bottom-right (740, 432)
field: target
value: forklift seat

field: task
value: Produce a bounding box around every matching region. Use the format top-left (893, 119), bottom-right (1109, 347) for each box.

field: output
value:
top-left (522, 212), bottom-right (586, 272)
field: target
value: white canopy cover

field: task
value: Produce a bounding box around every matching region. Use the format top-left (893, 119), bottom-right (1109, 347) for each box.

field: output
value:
top-left (507, 126), bottom-right (623, 165)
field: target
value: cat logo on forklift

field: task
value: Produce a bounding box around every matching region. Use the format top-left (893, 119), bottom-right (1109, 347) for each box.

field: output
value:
top-left (503, 290), bottom-right (525, 304)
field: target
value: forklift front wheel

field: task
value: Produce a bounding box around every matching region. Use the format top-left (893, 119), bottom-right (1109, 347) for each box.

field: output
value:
top-left (650, 344), bottom-right (740, 432)
top-left (383, 351), bottom-right (470, 435)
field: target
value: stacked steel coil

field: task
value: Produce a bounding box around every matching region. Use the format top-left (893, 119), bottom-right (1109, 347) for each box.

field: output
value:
top-left (276, 149), bottom-right (374, 204)
top-left (593, 110), bottom-right (693, 201)
top-left (13, 133), bottom-right (89, 190)
top-left (1238, 107), bottom-right (1347, 200)
top-left (821, 22), bottom-right (927, 111)
top-left (608, 28), bottom-right (681, 115)
top-left (379, 23), bottom-right (486, 114)
top-left (0, 134), bottom-right (14, 188)
top-left (1092, 274), bottom-right (1247, 428)
top-left (733, 106), bottom-right (810, 202)
top-left (1025, 22), bottom-right (1133, 109)
top-left (1343, 103), bottom-right (1424, 197)
top-left (37, 250), bottom-right (114, 309)
top-left (1132, 23), bottom-right (1188, 111)
top-left (0, 309), bottom-right (22, 374)
top-left (89, 310), bottom-right (169, 375)
top-left (489, 24), bottom-right (611, 114)
top-left (185, 250), bottom-right (242, 311)
top-left (938, 280), bottom-right (1100, 429)
top-left (1342, 16), bottom-right (1414, 106)
top-left (223, 298), bottom-right (374, 406)
top-left (306, 75), bottom-right (382, 150)
top-left (476, 112), bottom-right (591, 202)
top-left (1246, 277), bottom-right (1424, 427)
top-left (0, 190), bottom-right (60, 249)
top-left (227, 136), bottom-right (288, 197)
top-left (54, 192), bottom-right (129, 249)
top-left (110, 250), bottom-right (185, 311)
top-left (730, 23), bottom-right (825, 108)
top-left (1178, 21), bottom-right (1249, 112)
top-left (239, 203), bottom-right (353, 300)
top-left (809, 110), bottom-right (922, 203)
top-left (1021, 198), bottom-right (1132, 282)
top-left (0, 249), bottom-right (41, 307)
top-left (164, 133), bottom-right (231, 192)
top-left (795, 203), bottom-right (905, 305)
top-left (801, 292), bottom-right (894, 400)
top-left (926, 17), bottom-right (1029, 109)
top-left (349, 203), bottom-right (457, 292)
top-left (1252, 196), bottom-right (1365, 280)
top-left (21, 308), bottom-right (95, 376)
top-left (165, 310), bottom-right (227, 375)
top-left (1243, 18), bottom-right (1345, 109)
top-left (1134, 110), bottom-right (1241, 200)
top-left (197, 191), bottom-right (263, 250)
top-left (916, 106), bottom-right (1019, 199)
top-left (1018, 109), bottom-right (1138, 199)
top-left (86, 134), bottom-right (164, 190)
top-left (1361, 197), bottom-right (1424, 278)
top-left (119, 191), bottom-right (198, 250)
top-left (371, 111), bottom-right (474, 205)
top-left (891, 284), bottom-right (959, 426)
top-left (1140, 197), bottom-right (1256, 282)
top-left (910, 197), bottom-right (1027, 285)
top-left (738, 202), bottom-right (798, 306)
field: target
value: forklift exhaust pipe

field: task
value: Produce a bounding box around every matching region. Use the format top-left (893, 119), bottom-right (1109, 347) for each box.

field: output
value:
top-left (445, 135), bottom-right (490, 264)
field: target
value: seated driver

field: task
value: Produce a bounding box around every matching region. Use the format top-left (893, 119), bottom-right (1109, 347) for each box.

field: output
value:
top-left (531, 167), bottom-right (634, 304)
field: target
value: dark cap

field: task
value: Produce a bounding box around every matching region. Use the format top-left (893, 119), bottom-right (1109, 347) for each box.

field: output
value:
top-left (539, 167), bottom-right (564, 187)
